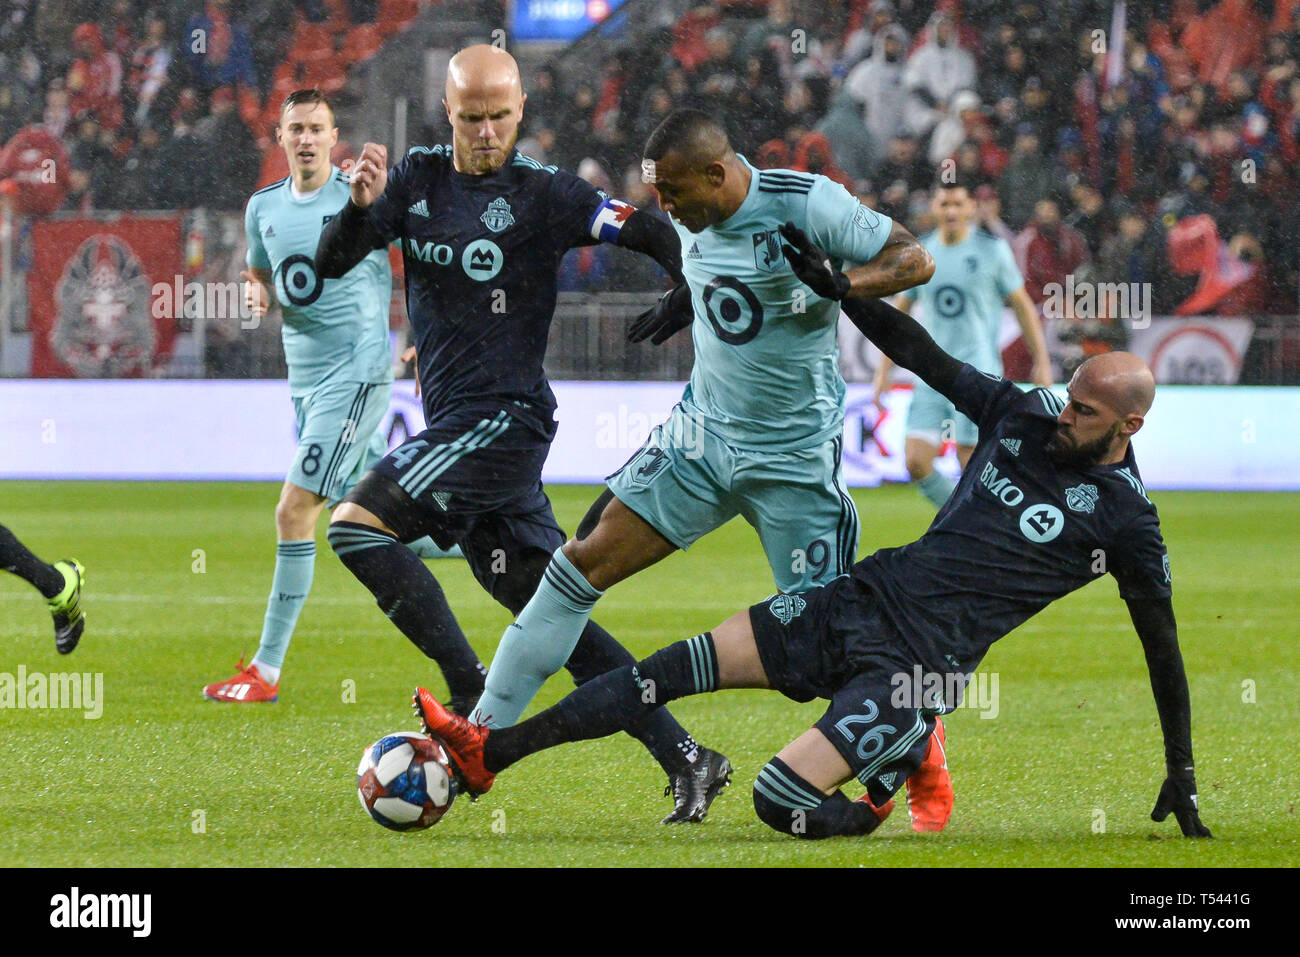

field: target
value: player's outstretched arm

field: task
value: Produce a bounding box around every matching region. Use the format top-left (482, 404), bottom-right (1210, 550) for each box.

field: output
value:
top-left (614, 208), bottom-right (685, 285)
top-left (1125, 596), bottom-right (1212, 837)
top-left (781, 222), bottom-right (962, 395)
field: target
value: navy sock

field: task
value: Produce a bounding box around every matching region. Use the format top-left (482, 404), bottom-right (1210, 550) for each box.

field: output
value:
top-left (0, 524), bottom-right (63, 598)
top-left (484, 634), bottom-right (718, 773)
top-left (564, 620), bottom-right (705, 774)
top-left (327, 521), bottom-right (485, 700)
top-left (752, 757), bottom-right (882, 838)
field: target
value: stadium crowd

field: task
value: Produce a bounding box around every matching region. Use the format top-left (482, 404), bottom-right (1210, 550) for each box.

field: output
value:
top-left (0, 0), bottom-right (1297, 317)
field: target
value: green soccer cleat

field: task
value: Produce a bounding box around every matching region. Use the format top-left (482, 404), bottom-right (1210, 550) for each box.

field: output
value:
top-left (47, 559), bottom-right (86, 654)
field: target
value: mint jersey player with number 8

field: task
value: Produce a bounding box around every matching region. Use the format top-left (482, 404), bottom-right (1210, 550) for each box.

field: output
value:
top-left (315, 45), bottom-right (731, 824)
top-left (203, 89), bottom-right (409, 705)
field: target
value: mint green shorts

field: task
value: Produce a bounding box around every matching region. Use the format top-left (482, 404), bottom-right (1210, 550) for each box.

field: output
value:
top-left (289, 380), bottom-right (391, 505)
top-left (606, 404), bottom-right (860, 593)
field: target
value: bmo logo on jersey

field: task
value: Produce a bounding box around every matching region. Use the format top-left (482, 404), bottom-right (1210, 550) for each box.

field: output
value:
top-left (979, 462), bottom-right (1065, 542)
top-left (403, 237), bottom-right (504, 281)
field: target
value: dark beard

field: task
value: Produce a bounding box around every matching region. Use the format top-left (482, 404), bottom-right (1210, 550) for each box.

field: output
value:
top-left (1045, 423), bottom-right (1120, 470)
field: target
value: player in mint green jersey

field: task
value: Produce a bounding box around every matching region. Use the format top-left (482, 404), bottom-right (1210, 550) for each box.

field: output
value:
top-left (203, 89), bottom-right (433, 703)
top-left (873, 177), bottom-right (1052, 509)
top-left (466, 109), bottom-right (958, 831)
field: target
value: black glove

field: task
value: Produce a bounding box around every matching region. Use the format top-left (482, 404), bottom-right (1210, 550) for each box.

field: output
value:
top-left (1151, 765), bottom-right (1212, 838)
top-left (628, 284), bottom-right (693, 345)
top-left (779, 221), bottom-right (851, 301)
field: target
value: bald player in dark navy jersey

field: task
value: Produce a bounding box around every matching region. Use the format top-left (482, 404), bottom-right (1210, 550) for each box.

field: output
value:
top-left (415, 223), bottom-right (1211, 842)
top-left (315, 45), bottom-right (732, 824)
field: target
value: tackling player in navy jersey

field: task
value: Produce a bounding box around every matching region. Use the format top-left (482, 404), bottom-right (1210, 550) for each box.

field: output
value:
top-left (415, 224), bottom-right (1211, 842)
top-left (315, 45), bottom-right (730, 822)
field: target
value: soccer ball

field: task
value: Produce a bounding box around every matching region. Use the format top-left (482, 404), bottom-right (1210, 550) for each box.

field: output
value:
top-left (357, 731), bottom-right (458, 831)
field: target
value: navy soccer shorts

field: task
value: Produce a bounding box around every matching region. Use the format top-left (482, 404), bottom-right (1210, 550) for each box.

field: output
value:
top-left (748, 577), bottom-right (939, 793)
top-left (342, 403), bottom-right (565, 591)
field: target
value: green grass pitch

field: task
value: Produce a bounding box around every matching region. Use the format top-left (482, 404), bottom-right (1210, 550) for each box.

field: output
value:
top-left (1, 480), bottom-right (1295, 867)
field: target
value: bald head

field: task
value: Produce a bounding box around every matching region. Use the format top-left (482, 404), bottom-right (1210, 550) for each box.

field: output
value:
top-left (443, 44), bottom-right (526, 174)
top-left (446, 44), bottom-right (522, 101)
top-left (1048, 351), bottom-right (1154, 468)
top-left (1073, 351), bottom-right (1155, 417)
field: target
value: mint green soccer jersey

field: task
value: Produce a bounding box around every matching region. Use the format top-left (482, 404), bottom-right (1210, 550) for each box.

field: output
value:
top-left (674, 159), bottom-right (893, 450)
top-left (901, 226), bottom-right (1023, 376)
top-left (245, 168), bottom-right (393, 396)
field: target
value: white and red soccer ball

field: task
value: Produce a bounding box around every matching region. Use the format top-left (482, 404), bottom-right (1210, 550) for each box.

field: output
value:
top-left (357, 732), bottom-right (458, 831)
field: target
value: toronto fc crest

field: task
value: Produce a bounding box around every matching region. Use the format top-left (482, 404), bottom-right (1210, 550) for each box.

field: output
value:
top-left (51, 235), bottom-right (155, 376)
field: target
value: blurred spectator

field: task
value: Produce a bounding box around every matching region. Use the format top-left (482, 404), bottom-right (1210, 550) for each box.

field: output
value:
top-left (815, 87), bottom-right (878, 180)
top-left (195, 86), bottom-right (259, 211)
top-left (736, 0), bottom-right (795, 65)
top-left (927, 88), bottom-right (979, 164)
top-left (1182, 0), bottom-right (1267, 96)
top-left (182, 0), bottom-right (258, 93)
top-left (973, 182), bottom-right (1015, 246)
top-left (903, 11), bottom-right (976, 136)
top-left (999, 125), bottom-right (1055, 229)
top-left (729, 51), bottom-right (786, 153)
top-left (840, 0), bottom-right (905, 67)
top-left (1013, 199), bottom-right (1089, 306)
top-left (99, 0), bottom-right (136, 59)
top-left (66, 115), bottom-right (118, 209)
top-left (873, 132), bottom-right (929, 219)
top-left (844, 23), bottom-right (910, 146)
top-left (66, 22), bottom-right (123, 132)
top-left (156, 98), bottom-right (204, 209)
top-left (1064, 183), bottom-right (1111, 257)
top-left (791, 131), bottom-right (854, 188)
top-left (42, 81), bottom-right (72, 140)
top-left (119, 125), bottom-right (166, 209)
top-left (127, 12), bottom-right (173, 131)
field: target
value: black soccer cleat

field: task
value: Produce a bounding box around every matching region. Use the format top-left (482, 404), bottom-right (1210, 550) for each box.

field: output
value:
top-left (48, 559), bottom-right (86, 655)
top-left (662, 748), bottom-right (732, 824)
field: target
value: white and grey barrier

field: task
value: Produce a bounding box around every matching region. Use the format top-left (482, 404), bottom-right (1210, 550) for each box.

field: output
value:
top-left (1, 379), bottom-right (1297, 491)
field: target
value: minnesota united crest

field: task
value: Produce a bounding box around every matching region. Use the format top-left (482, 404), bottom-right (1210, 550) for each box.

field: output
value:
top-left (1064, 483), bottom-right (1099, 514)
top-left (480, 197), bottom-right (514, 233)
top-left (768, 593), bottom-right (806, 625)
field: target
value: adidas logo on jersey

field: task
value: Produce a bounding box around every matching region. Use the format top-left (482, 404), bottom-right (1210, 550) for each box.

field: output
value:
top-left (877, 771), bottom-right (898, 792)
top-left (264, 225), bottom-right (275, 237)
top-left (686, 241), bottom-right (702, 260)
top-left (408, 199), bottom-right (430, 217)
top-left (1000, 438), bottom-right (1021, 456)
top-left (430, 489), bottom-right (451, 511)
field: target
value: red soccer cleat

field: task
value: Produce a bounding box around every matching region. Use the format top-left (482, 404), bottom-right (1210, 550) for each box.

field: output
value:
top-left (412, 686), bottom-right (495, 797)
top-left (202, 657), bottom-right (279, 702)
top-left (905, 716), bottom-right (953, 832)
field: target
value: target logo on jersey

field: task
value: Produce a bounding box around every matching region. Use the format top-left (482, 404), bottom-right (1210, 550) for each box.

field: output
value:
top-left (357, 731), bottom-right (458, 831)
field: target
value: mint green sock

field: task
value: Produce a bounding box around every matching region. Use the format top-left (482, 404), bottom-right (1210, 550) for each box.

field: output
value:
top-left (253, 540), bottom-right (316, 672)
top-left (917, 471), bottom-right (956, 509)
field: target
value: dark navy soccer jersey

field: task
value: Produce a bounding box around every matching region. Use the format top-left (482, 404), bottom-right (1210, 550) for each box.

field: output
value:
top-left (365, 145), bottom-right (611, 439)
top-left (853, 363), bottom-right (1172, 673)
